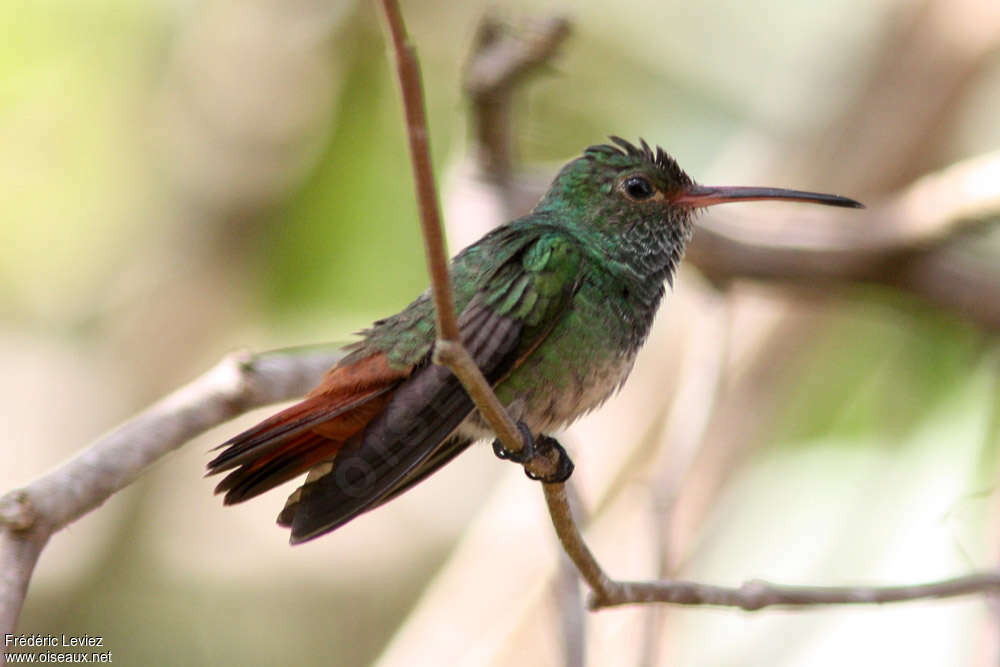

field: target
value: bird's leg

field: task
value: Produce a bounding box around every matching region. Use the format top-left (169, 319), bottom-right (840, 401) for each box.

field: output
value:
top-left (492, 421), bottom-right (575, 483)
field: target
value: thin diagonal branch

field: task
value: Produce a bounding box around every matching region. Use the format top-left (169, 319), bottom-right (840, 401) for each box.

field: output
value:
top-left (377, 0), bottom-right (558, 477)
top-left (379, 0), bottom-right (458, 343)
top-left (542, 483), bottom-right (619, 603)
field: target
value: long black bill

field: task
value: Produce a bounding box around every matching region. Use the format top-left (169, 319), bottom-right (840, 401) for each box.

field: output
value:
top-left (673, 184), bottom-right (864, 209)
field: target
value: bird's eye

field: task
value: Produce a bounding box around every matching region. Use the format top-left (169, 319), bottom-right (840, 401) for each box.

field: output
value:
top-left (622, 175), bottom-right (655, 201)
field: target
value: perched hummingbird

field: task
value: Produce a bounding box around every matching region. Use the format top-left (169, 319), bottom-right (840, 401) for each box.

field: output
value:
top-left (208, 137), bottom-right (861, 543)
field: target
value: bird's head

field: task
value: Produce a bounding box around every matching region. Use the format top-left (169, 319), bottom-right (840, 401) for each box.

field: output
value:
top-left (534, 137), bottom-right (861, 279)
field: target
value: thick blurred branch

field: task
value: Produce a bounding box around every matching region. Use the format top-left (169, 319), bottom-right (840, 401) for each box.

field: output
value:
top-left (0, 347), bottom-right (340, 635)
top-left (799, 0), bottom-right (1000, 195)
top-left (378, 0), bottom-right (566, 483)
top-left (464, 15), bottom-right (570, 186)
top-left (686, 149), bottom-right (1000, 329)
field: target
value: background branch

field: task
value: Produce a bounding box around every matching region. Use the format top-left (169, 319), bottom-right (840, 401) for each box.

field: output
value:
top-left (465, 15), bottom-right (570, 189)
top-left (686, 149), bottom-right (1000, 329)
top-left (0, 347), bottom-right (340, 636)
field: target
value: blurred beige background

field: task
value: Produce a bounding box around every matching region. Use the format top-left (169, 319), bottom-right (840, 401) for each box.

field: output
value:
top-left (3, 0), bottom-right (999, 665)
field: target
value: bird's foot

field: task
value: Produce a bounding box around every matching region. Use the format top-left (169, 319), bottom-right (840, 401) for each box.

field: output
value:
top-left (492, 421), bottom-right (574, 483)
top-left (525, 435), bottom-right (574, 483)
top-left (491, 421), bottom-right (536, 464)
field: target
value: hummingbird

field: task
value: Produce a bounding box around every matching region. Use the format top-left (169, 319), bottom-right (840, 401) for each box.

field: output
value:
top-left (207, 137), bottom-right (862, 544)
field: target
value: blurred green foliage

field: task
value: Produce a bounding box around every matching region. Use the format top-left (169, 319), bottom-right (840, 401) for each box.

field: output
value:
top-left (771, 294), bottom-right (989, 446)
top-left (0, 0), bottom-right (161, 322)
top-left (261, 20), bottom-right (426, 317)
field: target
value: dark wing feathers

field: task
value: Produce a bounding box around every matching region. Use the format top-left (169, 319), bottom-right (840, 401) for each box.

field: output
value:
top-left (371, 436), bottom-right (475, 508)
top-left (283, 301), bottom-right (523, 542)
